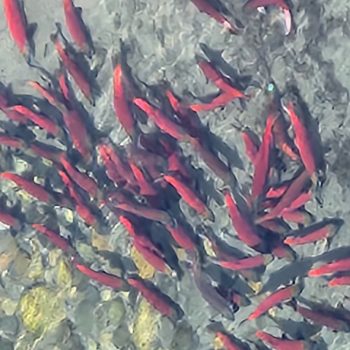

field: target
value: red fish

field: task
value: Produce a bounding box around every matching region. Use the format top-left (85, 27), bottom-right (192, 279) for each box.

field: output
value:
top-left (270, 241), bottom-right (296, 261)
top-left (29, 141), bottom-right (64, 163)
top-left (281, 210), bottom-right (312, 225)
top-left (256, 170), bottom-right (310, 223)
top-left (113, 64), bottom-right (136, 137)
top-left (100, 144), bottom-right (136, 186)
top-left (165, 89), bottom-right (201, 134)
top-left (282, 101), bottom-right (317, 182)
top-left (191, 0), bottom-right (240, 34)
top-left (51, 34), bottom-right (94, 105)
top-left (215, 332), bottom-right (244, 350)
top-left (73, 260), bottom-right (127, 290)
top-left (255, 330), bottom-right (308, 350)
top-left (129, 161), bottom-right (158, 196)
top-left (127, 276), bottom-right (184, 320)
top-left (126, 146), bottom-right (164, 181)
top-left (167, 151), bottom-right (190, 179)
top-left (190, 255), bottom-right (235, 319)
top-left (248, 283), bottom-right (301, 320)
top-left (284, 219), bottom-right (341, 246)
top-left (133, 238), bottom-right (170, 273)
top-left (113, 200), bottom-right (172, 225)
top-left (258, 219), bottom-right (288, 234)
top-left (165, 222), bottom-right (195, 251)
top-left (190, 92), bottom-right (238, 112)
top-left (63, 0), bottom-right (92, 55)
top-left (57, 66), bottom-right (71, 103)
top-left (223, 189), bottom-right (262, 247)
top-left (32, 224), bottom-right (72, 252)
top-left (0, 133), bottom-right (26, 150)
top-left (8, 105), bottom-right (60, 136)
top-left (266, 183), bottom-right (288, 199)
top-left (328, 276), bottom-right (350, 287)
top-left (3, 0), bottom-right (29, 56)
top-left (0, 209), bottom-right (20, 230)
top-left (163, 174), bottom-right (214, 220)
top-left (62, 108), bottom-right (92, 162)
top-left (241, 128), bottom-right (260, 164)
top-left (133, 98), bottom-right (191, 142)
top-left (97, 144), bottom-right (124, 185)
top-left (295, 303), bottom-right (350, 332)
top-left (196, 57), bottom-right (246, 98)
top-left (165, 89), bottom-right (184, 115)
top-left (217, 254), bottom-right (272, 271)
top-left (60, 154), bottom-right (100, 200)
top-left (282, 191), bottom-right (312, 211)
top-left (119, 216), bottom-right (169, 273)
top-left (190, 137), bottom-right (233, 184)
top-left (28, 80), bottom-right (66, 112)
top-left (0, 172), bottom-right (55, 203)
top-left (273, 115), bottom-right (299, 161)
top-left (2, 108), bottom-right (28, 124)
top-left (308, 257), bottom-right (350, 277)
top-left (251, 113), bottom-right (276, 200)
top-left (119, 215), bottom-right (162, 248)
top-left (59, 170), bottom-right (97, 226)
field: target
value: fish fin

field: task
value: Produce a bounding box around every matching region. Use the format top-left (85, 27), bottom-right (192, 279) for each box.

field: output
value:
top-left (286, 298), bottom-right (297, 310)
top-left (206, 321), bottom-right (225, 333)
top-left (199, 43), bottom-right (224, 60)
top-left (90, 47), bottom-right (106, 76)
top-left (54, 22), bottom-right (64, 37)
top-left (237, 318), bottom-right (248, 328)
top-left (26, 23), bottom-right (38, 41)
top-left (9, 227), bottom-right (18, 236)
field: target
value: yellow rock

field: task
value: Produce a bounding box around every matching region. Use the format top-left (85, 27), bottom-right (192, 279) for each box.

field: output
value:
top-left (203, 236), bottom-right (216, 257)
top-left (248, 281), bottom-right (262, 295)
top-left (10, 249), bottom-right (30, 277)
top-left (100, 331), bottom-right (113, 347)
top-left (91, 228), bottom-right (112, 251)
top-left (42, 158), bottom-right (53, 167)
top-left (34, 176), bottom-right (44, 186)
top-left (87, 338), bottom-right (98, 350)
top-left (213, 334), bottom-right (224, 350)
top-left (0, 233), bottom-right (18, 272)
top-left (132, 299), bottom-right (159, 350)
top-left (0, 251), bottom-right (17, 272)
top-left (107, 298), bottom-right (125, 325)
top-left (76, 242), bottom-right (95, 260)
top-left (64, 209), bottom-right (74, 224)
top-left (56, 259), bottom-right (72, 288)
top-left (101, 289), bottom-right (112, 301)
top-left (15, 159), bottom-right (29, 173)
top-left (17, 189), bottom-right (33, 204)
top-left (48, 249), bottom-right (61, 267)
top-left (268, 307), bottom-right (277, 317)
top-left (19, 286), bottom-right (66, 335)
top-left (68, 286), bottom-right (78, 299)
top-left (1, 298), bottom-right (18, 316)
top-left (130, 246), bottom-right (155, 279)
top-left (175, 248), bottom-right (187, 261)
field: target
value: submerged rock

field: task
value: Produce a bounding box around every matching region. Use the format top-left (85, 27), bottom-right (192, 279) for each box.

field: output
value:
top-left (18, 286), bottom-right (66, 335)
top-left (132, 298), bottom-right (160, 350)
top-left (170, 322), bottom-right (196, 350)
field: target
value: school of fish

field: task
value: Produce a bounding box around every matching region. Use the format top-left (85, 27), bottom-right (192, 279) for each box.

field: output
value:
top-left (0, 0), bottom-right (348, 349)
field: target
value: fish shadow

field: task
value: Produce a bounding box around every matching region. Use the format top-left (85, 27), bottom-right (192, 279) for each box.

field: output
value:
top-left (262, 245), bottom-right (350, 293)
